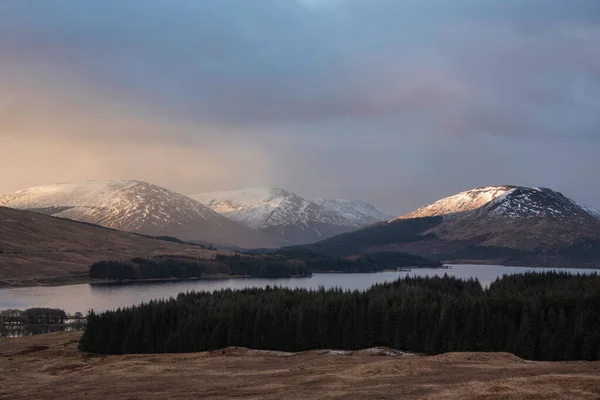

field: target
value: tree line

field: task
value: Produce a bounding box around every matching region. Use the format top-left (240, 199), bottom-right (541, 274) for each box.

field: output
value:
top-left (79, 272), bottom-right (600, 361)
top-left (89, 254), bottom-right (312, 280)
top-left (89, 250), bottom-right (439, 281)
top-left (297, 251), bottom-right (441, 272)
top-left (1, 308), bottom-right (85, 338)
top-left (1, 308), bottom-right (67, 325)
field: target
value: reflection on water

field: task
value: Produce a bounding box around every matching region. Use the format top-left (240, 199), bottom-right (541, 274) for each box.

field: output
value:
top-left (0, 265), bottom-right (596, 313)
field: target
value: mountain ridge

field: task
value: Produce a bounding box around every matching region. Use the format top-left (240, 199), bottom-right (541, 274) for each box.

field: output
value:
top-left (0, 180), bottom-right (281, 249)
top-left (191, 187), bottom-right (390, 244)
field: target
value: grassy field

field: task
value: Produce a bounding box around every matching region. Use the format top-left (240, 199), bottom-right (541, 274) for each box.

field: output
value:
top-left (1, 332), bottom-right (600, 399)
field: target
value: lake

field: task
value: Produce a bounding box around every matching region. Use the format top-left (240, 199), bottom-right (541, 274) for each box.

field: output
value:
top-left (0, 264), bottom-right (596, 313)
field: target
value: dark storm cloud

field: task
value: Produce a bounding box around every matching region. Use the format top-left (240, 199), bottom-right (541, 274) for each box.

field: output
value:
top-left (0, 0), bottom-right (599, 212)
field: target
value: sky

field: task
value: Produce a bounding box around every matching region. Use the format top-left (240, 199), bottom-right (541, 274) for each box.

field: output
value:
top-left (0, 0), bottom-right (599, 214)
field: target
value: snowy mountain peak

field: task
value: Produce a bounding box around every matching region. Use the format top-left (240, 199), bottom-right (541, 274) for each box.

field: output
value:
top-left (0, 180), bottom-right (139, 209)
top-left (192, 187), bottom-right (293, 217)
top-left (483, 186), bottom-right (594, 220)
top-left (191, 187), bottom-right (389, 244)
top-left (0, 180), bottom-right (221, 228)
top-left (396, 185), bottom-right (599, 222)
top-left (396, 186), bottom-right (517, 220)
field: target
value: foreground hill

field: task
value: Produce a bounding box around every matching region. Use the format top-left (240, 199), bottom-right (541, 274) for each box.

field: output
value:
top-left (300, 186), bottom-right (600, 267)
top-left (0, 180), bottom-right (281, 248)
top-left (191, 187), bottom-right (389, 244)
top-left (1, 332), bottom-right (599, 400)
top-left (0, 206), bottom-right (215, 286)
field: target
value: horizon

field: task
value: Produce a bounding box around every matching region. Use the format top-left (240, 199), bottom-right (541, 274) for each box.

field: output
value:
top-left (2, 178), bottom-right (598, 217)
top-left (1, 0), bottom-right (599, 215)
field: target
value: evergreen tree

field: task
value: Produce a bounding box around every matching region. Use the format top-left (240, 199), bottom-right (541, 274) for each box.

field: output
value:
top-left (78, 272), bottom-right (600, 361)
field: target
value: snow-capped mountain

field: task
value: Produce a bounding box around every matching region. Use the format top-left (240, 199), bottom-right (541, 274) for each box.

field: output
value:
top-left (191, 188), bottom-right (389, 244)
top-left (397, 185), bottom-right (600, 222)
top-left (0, 180), bottom-right (280, 248)
top-left (302, 185), bottom-right (600, 267)
top-left (313, 198), bottom-right (391, 226)
top-left (394, 185), bottom-right (600, 249)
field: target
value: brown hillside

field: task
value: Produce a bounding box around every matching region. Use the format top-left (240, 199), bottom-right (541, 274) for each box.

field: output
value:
top-left (0, 207), bottom-right (216, 286)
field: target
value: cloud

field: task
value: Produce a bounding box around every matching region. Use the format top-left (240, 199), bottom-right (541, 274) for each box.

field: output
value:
top-left (0, 135), bottom-right (272, 196)
top-left (296, 0), bottom-right (347, 10)
top-left (0, 0), bottom-right (599, 212)
top-left (2, 0), bottom-right (598, 133)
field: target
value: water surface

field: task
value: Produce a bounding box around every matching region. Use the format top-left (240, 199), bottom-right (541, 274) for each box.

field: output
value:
top-left (0, 264), bottom-right (596, 313)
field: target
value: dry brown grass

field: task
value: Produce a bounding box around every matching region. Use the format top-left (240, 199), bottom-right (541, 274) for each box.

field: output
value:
top-left (1, 332), bottom-right (600, 400)
top-left (0, 207), bottom-right (221, 287)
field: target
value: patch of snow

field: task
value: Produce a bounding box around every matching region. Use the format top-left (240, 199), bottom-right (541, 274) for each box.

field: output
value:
top-left (392, 186), bottom-right (516, 221)
top-left (580, 204), bottom-right (600, 220)
top-left (313, 198), bottom-right (392, 226)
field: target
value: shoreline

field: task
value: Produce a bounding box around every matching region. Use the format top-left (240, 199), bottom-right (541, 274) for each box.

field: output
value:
top-left (0, 273), bottom-right (314, 290)
top-left (89, 273), bottom-right (314, 286)
top-left (1, 262), bottom-right (598, 289)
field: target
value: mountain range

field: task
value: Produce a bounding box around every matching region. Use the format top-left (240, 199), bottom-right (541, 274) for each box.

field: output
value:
top-left (0, 181), bottom-right (389, 247)
top-left (2, 181), bottom-right (600, 281)
top-left (0, 180), bottom-right (280, 249)
top-left (300, 186), bottom-right (600, 268)
top-left (191, 188), bottom-right (390, 244)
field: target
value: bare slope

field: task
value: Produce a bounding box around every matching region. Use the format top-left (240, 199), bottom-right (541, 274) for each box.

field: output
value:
top-left (0, 180), bottom-right (280, 248)
top-left (0, 207), bottom-right (215, 286)
top-left (1, 332), bottom-right (599, 400)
